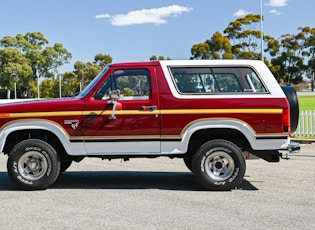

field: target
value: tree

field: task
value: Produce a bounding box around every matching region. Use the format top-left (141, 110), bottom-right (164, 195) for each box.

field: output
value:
top-left (73, 53), bottom-right (112, 90)
top-left (0, 48), bottom-right (33, 98)
top-left (149, 55), bottom-right (171, 60)
top-left (191, 14), bottom-right (279, 61)
top-left (303, 27), bottom-right (315, 84)
top-left (61, 72), bottom-right (81, 97)
top-left (224, 14), bottom-right (263, 59)
top-left (0, 32), bottom-right (72, 98)
top-left (271, 27), bottom-right (315, 84)
top-left (94, 53), bottom-right (112, 68)
top-left (40, 77), bottom-right (59, 98)
top-left (190, 42), bottom-right (211, 59)
top-left (191, 32), bottom-right (234, 60)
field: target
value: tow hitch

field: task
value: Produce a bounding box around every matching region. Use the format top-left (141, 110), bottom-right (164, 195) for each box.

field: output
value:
top-left (280, 141), bottom-right (300, 160)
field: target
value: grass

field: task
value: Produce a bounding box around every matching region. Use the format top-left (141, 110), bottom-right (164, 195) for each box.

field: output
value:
top-left (298, 95), bottom-right (315, 111)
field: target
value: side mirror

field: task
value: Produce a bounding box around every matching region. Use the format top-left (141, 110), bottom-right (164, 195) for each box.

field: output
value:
top-left (108, 90), bottom-right (120, 120)
top-left (108, 90), bottom-right (120, 101)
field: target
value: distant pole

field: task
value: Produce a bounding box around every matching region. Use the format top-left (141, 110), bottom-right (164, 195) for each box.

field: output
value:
top-left (260, 0), bottom-right (264, 61)
top-left (59, 74), bottom-right (62, 98)
top-left (312, 72), bottom-right (314, 92)
top-left (312, 47), bottom-right (315, 91)
top-left (37, 75), bottom-right (40, 99)
top-left (14, 82), bottom-right (17, 99)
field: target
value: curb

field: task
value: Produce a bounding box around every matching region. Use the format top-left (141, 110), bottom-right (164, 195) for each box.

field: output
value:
top-left (291, 138), bottom-right (315, 144)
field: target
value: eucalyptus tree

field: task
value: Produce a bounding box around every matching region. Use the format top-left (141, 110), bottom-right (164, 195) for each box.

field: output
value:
top-left (191, 32), bottom-right (233, 60)
top-left (149, 55), bottom-right (171, 60)
top-left (0, 32), bottom-right (72, 97)
top-left (0, 47), bottom-right (33, 98)
top-left (73, 53), bottom-right (113, 89)
top-left (271, 26), bottom-right (315, 84)
top-left (191, 14), bottom-right (279, 61)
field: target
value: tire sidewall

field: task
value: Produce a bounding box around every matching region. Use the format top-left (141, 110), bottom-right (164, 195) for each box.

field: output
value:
top-left (60, 160), bottom-right (72, 173)
top-left (192, 140), bottom-right (245, 190)
top-left (281, 86), bottom-right (299, 133)
top-left (7, 139), bottom-right (60, 190)
top-left (183, 156), bottom-right (193, 172)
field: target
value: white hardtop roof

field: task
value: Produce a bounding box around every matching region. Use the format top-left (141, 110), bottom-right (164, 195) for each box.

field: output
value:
top-left (159, 59), bottom-right (264, 67)
top-left (158, 59), bottom-right (285, 98)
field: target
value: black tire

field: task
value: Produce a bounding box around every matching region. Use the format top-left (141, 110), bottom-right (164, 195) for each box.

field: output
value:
top-left (281, 86), bottom-right (299, 133)
top-left (183, 156), bottom-right (193, 172)
top-left (60, 160), bottom-right (72, 173)
top-left (192, 139), bottom-right (245, 191)
top-left (7, 139), bottom-right (60, 190)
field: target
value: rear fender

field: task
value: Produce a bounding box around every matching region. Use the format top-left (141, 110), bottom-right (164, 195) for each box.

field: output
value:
top-left (161, 119), bottom-right (289, 153)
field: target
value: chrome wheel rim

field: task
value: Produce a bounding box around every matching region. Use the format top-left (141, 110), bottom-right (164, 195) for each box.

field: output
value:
top-left (204, 151), bottom-right (235, 181)
top-left (18, 151), bottom-right (48, 181)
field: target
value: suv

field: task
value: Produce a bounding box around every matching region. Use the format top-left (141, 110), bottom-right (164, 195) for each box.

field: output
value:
top-left (0, 60), bottom-right (299, 190)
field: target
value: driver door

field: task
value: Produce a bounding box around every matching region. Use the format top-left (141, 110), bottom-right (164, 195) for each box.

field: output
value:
top-left (81, 67), bottom-right (161, 155)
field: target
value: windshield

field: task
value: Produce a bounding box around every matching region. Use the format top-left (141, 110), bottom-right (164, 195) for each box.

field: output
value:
top-left (76, 65), bottom-right (110, 98)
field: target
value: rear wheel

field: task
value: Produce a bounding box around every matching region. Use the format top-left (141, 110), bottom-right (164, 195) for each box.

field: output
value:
top-left (192, 139), bottom-right (245, 190)
top-left (7, 139), bottom-right (60, 190)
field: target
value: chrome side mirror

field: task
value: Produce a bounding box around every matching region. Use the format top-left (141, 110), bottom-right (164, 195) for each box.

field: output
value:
top-left (108, 90), bottom-right (120, 120)
top-left (108, 90), bottom-right (120, 101)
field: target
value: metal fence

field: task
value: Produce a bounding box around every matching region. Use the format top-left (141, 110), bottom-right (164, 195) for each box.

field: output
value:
top-left (292, 110), bottom-right (315, 138)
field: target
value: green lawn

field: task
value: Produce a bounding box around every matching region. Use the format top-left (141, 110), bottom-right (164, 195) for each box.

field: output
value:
top-left (298, 95), bottom-right (315, 111)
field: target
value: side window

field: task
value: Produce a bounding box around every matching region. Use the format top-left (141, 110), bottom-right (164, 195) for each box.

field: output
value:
top-left (214, 73), bottom-right (242, 92)
top-left (170, 66), bottom-right (267, 94)
top-left (171, 68), bottom-right (219, 93)
top-left (245, 71), bottom-right (267, 92)
top-left (94, 69), bottom-right (151, 100)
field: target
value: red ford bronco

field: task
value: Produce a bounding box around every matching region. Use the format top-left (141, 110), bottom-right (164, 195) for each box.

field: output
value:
top-left (0, 60), bottom-right (299, 190)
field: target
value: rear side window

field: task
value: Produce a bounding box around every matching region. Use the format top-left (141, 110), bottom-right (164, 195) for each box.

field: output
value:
top-left (169, 67), bottom-right (267, 94)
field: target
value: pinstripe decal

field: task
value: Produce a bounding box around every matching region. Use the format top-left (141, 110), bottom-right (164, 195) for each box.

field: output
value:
top-left (0, 108), bottom-right (283, 118)
top-left (160, 109), bottom-right (282, 114)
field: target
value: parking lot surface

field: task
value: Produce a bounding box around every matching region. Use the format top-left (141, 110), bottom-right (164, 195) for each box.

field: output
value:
top-left (0, 144), bottom-right (314, 230)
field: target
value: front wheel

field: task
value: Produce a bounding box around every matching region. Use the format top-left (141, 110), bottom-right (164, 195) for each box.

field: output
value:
top-left (183, 156), bottom-right (193, 172)
top-left (60, 160), bottom-right (72, 173)
top-left (7, 139), bottom-right (60, 190)
top-left (192, 139), bottom-right (245, 191)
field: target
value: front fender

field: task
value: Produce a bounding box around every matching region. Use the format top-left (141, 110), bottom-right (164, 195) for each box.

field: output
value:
top-left (0, 119), bottom-right (86, 156)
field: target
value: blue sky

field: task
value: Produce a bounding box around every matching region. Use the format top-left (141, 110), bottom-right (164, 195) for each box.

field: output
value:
top-left (1, 0), bottom-right (314, 73)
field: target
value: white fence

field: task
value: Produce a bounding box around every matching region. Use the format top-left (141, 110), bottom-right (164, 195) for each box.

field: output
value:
top-left (292, 110), bottom-right (315, 137)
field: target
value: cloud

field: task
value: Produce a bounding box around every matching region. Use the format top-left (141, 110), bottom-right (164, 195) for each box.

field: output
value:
top-left (96, 5), bottom-right (193, 26)
top-left (269, 9), bottom-right (284, 15)
top-left (266, 0), bottom-right (288, 7)
top-left (95, 13), bottom-right (110, 19)
top-left (233, 9), bottom-right (252, 17)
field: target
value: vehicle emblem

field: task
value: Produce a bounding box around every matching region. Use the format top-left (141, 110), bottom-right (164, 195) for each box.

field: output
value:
top-left (64, 120), bottom-right (79, 130)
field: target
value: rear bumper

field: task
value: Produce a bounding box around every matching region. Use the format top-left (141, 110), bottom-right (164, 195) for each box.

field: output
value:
top-left (289, 141), bottom-right (300, 153)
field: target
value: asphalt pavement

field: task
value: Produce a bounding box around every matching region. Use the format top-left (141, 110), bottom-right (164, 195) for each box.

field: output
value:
top-left (0, 143), bottom-right (314, 230)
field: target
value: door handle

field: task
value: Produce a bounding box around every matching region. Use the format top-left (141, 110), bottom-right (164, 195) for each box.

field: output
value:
top-left (141, 105), bottom-right (157, 111)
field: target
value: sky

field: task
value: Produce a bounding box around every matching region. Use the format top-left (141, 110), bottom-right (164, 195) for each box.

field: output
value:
top-left (1, 0), bottom-right (314, 73)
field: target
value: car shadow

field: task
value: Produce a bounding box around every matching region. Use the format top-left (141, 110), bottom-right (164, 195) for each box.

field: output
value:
top-left (0, 171), bottom-right (258, 191)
